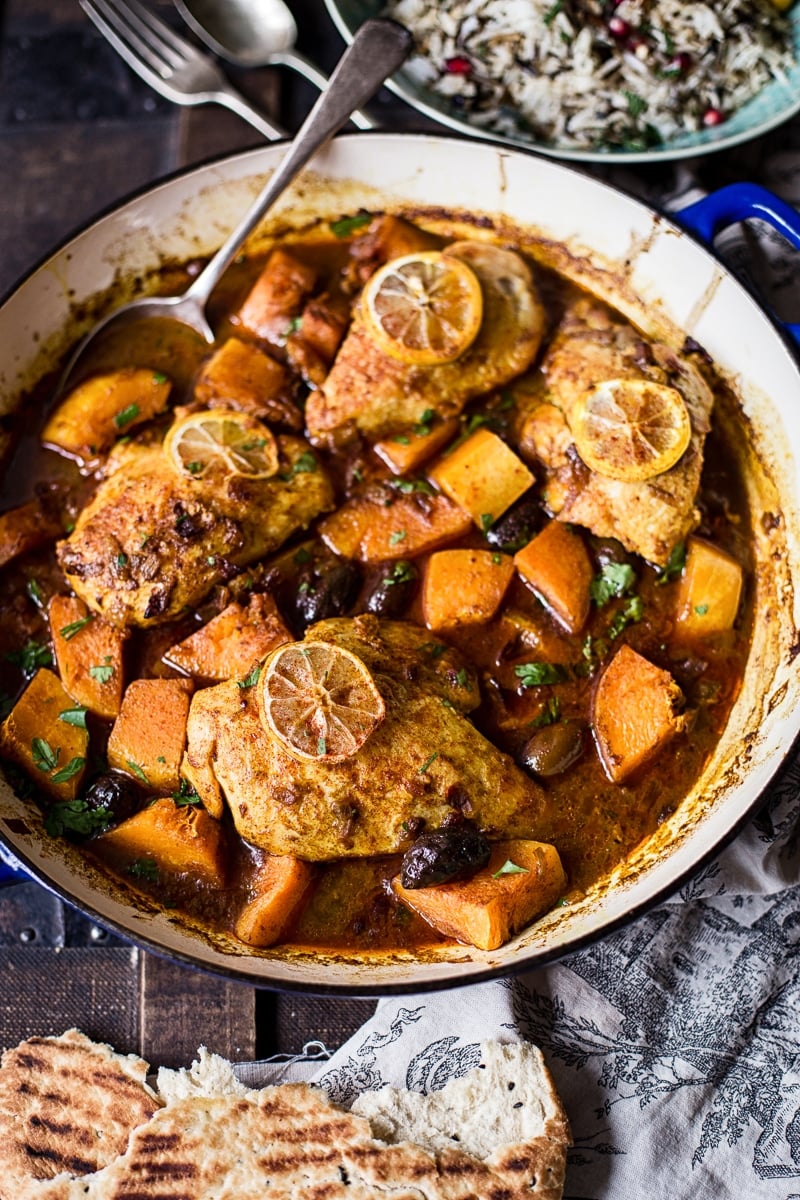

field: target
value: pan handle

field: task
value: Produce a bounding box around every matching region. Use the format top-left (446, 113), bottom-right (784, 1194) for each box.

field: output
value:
top-left (677, 183), bottom-right (800, 349)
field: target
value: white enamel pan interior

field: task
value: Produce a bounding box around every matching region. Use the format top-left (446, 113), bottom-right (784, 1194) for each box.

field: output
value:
top-left (1, 133), bottom-right (799, 994)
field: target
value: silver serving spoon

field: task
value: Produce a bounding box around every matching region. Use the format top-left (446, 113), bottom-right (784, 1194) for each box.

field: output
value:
top-left (57, 18), bottom-right (410, 396)
top-left (173, 0), bottom-right (375, 130)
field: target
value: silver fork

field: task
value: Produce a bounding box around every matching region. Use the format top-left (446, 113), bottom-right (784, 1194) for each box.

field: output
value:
top-left (79, 0), bottom-right (286, 141)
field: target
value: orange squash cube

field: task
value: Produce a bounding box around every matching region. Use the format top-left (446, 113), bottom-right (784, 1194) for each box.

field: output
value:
top-left (0, 669), bottom-right (88, 802)
top-left (107, 678), bottom-right (193, 793)
top-left (41, 367), bottom-right (171, 462)
top-left (320, 489), bottom-right (471, 562)
top-left (592, 644), bottom-right (688, 784)
top-left (514, 520), bottom-right (593, 634)
top-left (234, 855), bottom-right (316, 947)
top-left (95, 797), bottom-right (226, 888)
top-left (194, 336), bottom-right (293, 418)
top-left (675, 536), bottom-right (743, 639)
top-left (49, 594), bottom-right (126, 719)
top-left (423, 550), bottom-right (514, 633)
top-left (374, 418), bottom-right (460, 475)
top-left (392, 839), bottom-right (566, 951)
top-left (428, 427), bottom-right (534, 528)
top-left (163, 594), bottom-right (292, 683)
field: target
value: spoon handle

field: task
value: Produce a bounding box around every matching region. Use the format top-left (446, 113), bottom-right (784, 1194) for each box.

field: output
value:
top-left (268, 48), bottom-right (375, 130)
top-left (185, 18), bottom-right (411, 309)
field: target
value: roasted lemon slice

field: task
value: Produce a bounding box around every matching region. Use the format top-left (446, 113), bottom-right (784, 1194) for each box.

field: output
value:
top-left (571, 378), bottom-right (692, 482)
top-left (362, 250), bottom-right (483, 366)
top-left (260, 640), bottom-right (386, 762)
top-left (164, 409), bottom-right (279, 481)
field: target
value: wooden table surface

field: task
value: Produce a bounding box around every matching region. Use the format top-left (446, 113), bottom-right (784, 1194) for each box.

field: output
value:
top-left (1, 0), bottom-right (798, 1069)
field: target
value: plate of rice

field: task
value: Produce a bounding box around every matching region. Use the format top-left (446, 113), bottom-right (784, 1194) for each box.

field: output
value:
top-left (324, 0), bottom-right (800, 162)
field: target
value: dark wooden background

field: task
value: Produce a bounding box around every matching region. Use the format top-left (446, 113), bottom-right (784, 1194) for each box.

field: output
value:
top-left (1, 0), bottom-right (798, 1068)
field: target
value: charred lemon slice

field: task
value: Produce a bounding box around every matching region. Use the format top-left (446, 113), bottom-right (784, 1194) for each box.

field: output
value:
top-left (362, 250), bottom-right (483, 366)
top-left (571, 378), bottom-right (692, 482)
top-left (164, 409), bottom-right (279, 481)
top-left (260, 640), bottom-right (386, 762)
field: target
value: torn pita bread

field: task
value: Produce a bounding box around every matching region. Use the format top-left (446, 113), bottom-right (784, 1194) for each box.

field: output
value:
top-left (6, 1037), bottom-right (569, 1200)
top-left (0, 1028), bottom-right (159, 1199)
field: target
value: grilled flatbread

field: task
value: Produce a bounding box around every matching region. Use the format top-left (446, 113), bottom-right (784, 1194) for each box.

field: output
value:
top-left (5, 1037), bottom-right (569, 1200)
top-left (0, 1029), bottom-right (159, 1199)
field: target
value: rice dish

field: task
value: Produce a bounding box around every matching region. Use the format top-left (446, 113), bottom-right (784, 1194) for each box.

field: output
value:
top-left (384, 0), bottom-right (795, 151)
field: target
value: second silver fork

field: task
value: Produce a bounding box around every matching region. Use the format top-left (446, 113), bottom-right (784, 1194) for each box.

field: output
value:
top-left (80, 0), bottom-right (287, 141)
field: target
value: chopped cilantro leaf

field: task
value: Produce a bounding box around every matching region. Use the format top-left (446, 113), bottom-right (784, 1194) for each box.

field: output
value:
top-left (543, 0), bottom-right (562, 24)
top-left (293, 546), bottom-right (312, 565)
top-left (45, 799), bottom-right (112, 839)
top-left (392, 477), bottom-right (435, 496)
top-left (60, 613), bottom-right (95, 641)
top-left (51, 756), bottom-right (86, 784)
top-left (492, 859), bottom-right (529, 878)
top-left (656, 542), bottom-right (686, 585)
top-left (384, 560), bottom-right (417, 586)
top-left (694, 603), bottom-right (709, 615)
top-left (590, 562), bottom-right (636, 607)
top-left (418, 751), bottom-right (439, 774)
top-left (113, 403), bottom-right (140, 430)
top-left (128, 857), bottom-right (159, 882)
top-left (89, 664), bottom-right (114, 684)
top-left (173, 779), bottom-right (201, 806)
top-left (530, 697), bottom-right (561, 728)
top-left (237, 664), bottom-right (262, 689)
top-left (389, 530), bottom-right (407, 545)
top-left (6, 640), bottom-right (53, 675)
top-left (420, 642), bottom-right (447, 659)
top-left (515, 662), bottom-right (566, 687)
top-left (317, 736), bottom-right (327, 755)
top-left (26, 578), bottom-right (43, 606)
top-left (59, 706), bottom-right (88, 729)
top-left (414, 408), bottom-right (436, 436)
top-left (32, 737), bottom-right (59, 773)
top-left (126, 760), bottom-right (150, 784)
top-left (455, 668), bottom-right (469, 688)
top-left (281, 451), bottom-right (317, 481)
top-left (480, 513), bottom-right (494, 532)
top-left (393, 434), bottom-right (411, 445)
top-left (329, 213), bottom-right (372, 238)
top-left (608, 595), bottom-right (645, 639)
top-left (624, 90), bottom-right (647, 119)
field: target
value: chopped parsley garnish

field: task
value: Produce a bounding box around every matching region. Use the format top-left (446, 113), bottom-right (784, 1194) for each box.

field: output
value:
top-left (389, 530), bottom-right (407, 545)
top-left (455, 668), bottom-right (469, 689)
top-left (128, 857), bottom-right (159, 882)
top-left (51, 756), bottom-right (86, 785)
top-left (240, 437), bottom-right (267, 452)
top-left (480, 513), bottom-right (494, 532)
top-left (515, 662), bottom-right (567, 687)
top-left (6, 640), bottom-right (53, 675)
top-left (418, 751), bottom-right (439, 774)
top-left (384, 560), bottom-right (417, 586)
top-left (32, 737), bottom-right (59, 773)
top-left (492, 859), bottom-right (529, 878)
top-left (656, 542), bottom-right (686, 585)
top-left (126, 760), bottom-right (149, 784)
top-left (293, 546), bottom-right (312, 565)
top-left (694, 603), bottom-right (709, 615)
top-left (173, 779), bottom-right (201, 806)
top-left (317, 736), bottom-right (327, 755)
top-left (60, 613), bottom-right (94, 640)
top-left (89, 663), bottom-right (114, 684)
top-left (329, 213), bottom-right (372, 238)
top-left (59, 706), bottom-right (88, 729)
top-left (392, 477), bottom-right (435, 496)
top-left (237, 664), bottom-right (262, 689)
top-left (420, 641), bottom-right (447, 659)
top-left (414, 408), bottom-right (436, 437)
top-left (608, 595), bottom-right (645, 639)
top-left (281, 451), bottom-right (317, 481)
top-left (530, 697), bottom-right (561, 728)
top-left (543, 0), bottom-right (562, 24)
top-left (26, 578), bottom-right (43, 606)
top-left (624, 90), bottom-right (647, 119)
top-left (393, 434), bottom-right (411, 446)
top-left (113, 403), bottom-right (140, 430)
top-left (283, 315), bottom-right (302, 339)
top-left (153, 371), bottom-right (168, 384)
top-left (45, 799), bottom-right (112, 839)
top-left (186, 461), bottom-right (204, 475)
top-left (590, 562), bottom-right (636, 607)
top-left (491, 553), bottom-right (503, 566)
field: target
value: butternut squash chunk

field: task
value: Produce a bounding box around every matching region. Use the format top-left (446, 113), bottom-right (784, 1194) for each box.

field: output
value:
top-left (592, 644), bottom-right (688, 784)
top-left (392, 839), bottom-right (566, 951)
top-left (107, 678), bottom-right (193, 793)
top-left (194, 336), bottom-right (298, 427)
top-left (0, 500), bottom-right (62, 569)
top-left (428, 427), bottom-right (534, 528)
top-left (95, 797), bottom-right (226, 887)
top-left (163, 593), bottom-right (292, 683)
top-left (319, 488), bottom-right (471, 562)
top-left (236, 247), bottom-right (317, 344)
top-left (41, 367), bottom-right (171, 461)
top-left (374, 418), bottom-right (460, 475)
top-left (234, 855), bottom-right (316, 947)
top-left (49, 594), bottom-right (125, 719)
top-left (675, 535), bottom-right (743, 639)
top-left (0, 669), bottom-right (88, 801)
top-left (514, 519), bottom-right (593, 634)
top-left (423, 549), bottom-right (514, 633)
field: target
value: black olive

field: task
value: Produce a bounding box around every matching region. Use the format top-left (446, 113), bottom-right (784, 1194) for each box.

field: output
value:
top-left (84, 772), bottom-right (142, 829)
top-left (520, 722), bottom-right (585, 778)
top-left (364, 560), bottom-right (418, 618)
top-left (292, 559), bottom-right (362, 632)
top-left (590, 537), bottom-right (630, 571)
top-left (400, 825), bottom-right (491, 889)
top-left (485, 494), bottom-right (541, 552)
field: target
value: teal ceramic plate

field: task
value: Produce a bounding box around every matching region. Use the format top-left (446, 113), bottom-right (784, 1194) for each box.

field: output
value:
top-left (325, 0), bottom-right (800, 163)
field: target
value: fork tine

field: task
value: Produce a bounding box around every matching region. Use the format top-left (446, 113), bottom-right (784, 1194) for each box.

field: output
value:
top-left (122, 0), bottom-right (199, 64)
top-left (80, 0), bottom-right (173, 78)
top-left (95, 0), bottom-right (185, 72)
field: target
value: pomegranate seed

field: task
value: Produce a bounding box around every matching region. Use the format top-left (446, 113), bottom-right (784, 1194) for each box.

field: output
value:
top-left (608, 15), bottom-right (630, 36)
top-left (445, 56), bottom-right (472, 75)
top-left (702, 107), bottom-right (725, 127)
top-left (670, 52), bottom-right (692, 73)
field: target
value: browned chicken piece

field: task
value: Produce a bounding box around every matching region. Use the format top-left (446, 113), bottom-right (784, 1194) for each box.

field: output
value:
top-left (194, 337), bottom-right (301, 430)
top-left (286, 290), bottom-right (350, 387)
top-left (182, 615), bottom-right (545, 860)
top-left (57, 436), bottom-right (334, 628)
top-left (344, 213), bottom-right (441, 289)
top-left (235, 246), bottom-right (317, 345)
top-left (521, 297), bottom-right (714, 566)
top-left (306, 242), bottom-right (546, 447)
top-left (0, 499), bottom-right (62, 569)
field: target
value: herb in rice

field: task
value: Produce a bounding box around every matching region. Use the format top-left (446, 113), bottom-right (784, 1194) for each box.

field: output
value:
top-left (385, 0), bottom-right (795, 151)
